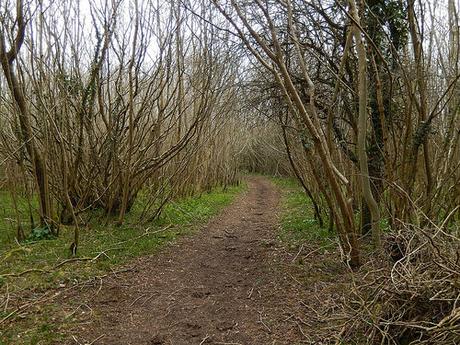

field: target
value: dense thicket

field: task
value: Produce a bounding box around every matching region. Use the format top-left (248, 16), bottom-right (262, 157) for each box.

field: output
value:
top-left (211, 0), bottom-right (459, 343)
top-left (0, 0), bottom-right (247, 250)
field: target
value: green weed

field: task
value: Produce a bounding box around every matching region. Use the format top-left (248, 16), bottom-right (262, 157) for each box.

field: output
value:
top-left (271, 177), bottom-right (334, 248)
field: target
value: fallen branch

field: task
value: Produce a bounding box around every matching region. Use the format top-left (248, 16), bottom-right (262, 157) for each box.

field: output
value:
top-left (0, 225), bottom-right (173, 279)
top-left (0, 267), bottom-right (134, 325)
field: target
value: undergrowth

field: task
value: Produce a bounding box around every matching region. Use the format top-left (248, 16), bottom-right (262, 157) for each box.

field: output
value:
top-left (271, 177), bottom-right (334, 249)
top-left (0, 183), bottom-right (244, 344)
top-left (270, 177), bottom-right (354, 343)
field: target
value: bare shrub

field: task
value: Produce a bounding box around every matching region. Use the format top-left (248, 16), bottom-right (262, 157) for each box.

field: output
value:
top-left (340, 226), bottom-right (460, 344)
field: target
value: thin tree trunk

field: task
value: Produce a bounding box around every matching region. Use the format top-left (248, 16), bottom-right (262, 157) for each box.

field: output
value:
top-left (349, 0), bottom-right (381, 246)
top-left (0, 0), bottom-right (52, 228)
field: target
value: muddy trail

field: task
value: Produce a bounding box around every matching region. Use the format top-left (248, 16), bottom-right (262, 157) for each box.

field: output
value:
top-left (63, 177), bottom-right (324, 345)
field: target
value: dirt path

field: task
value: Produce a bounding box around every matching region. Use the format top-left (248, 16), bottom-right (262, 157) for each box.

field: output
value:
top-left (63, 177), bottom-right (313, 345)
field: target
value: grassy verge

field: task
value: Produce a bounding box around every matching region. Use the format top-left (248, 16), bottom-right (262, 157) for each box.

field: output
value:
top-left (271, 177), bottom-right (353, 342)
top-left (271, 177), bottom-right (335, 249)
top-left (0, 183), bottom-right (244, 344)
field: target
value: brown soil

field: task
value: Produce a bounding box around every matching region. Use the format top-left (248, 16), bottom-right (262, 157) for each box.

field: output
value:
top-left (60, 177), bottom-right (347, 345)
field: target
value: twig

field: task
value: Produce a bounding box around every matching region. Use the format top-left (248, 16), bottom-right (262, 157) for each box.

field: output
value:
top-left (0, 290), bottom-right (61, 324)
top-left (199, 334), bottom-right (210, 344)
top-left (0, 268), bottom-right (47, 278)
top-left (258, 311), bottom-right (272, 333)
top-left (88, 334), bottom-right (105, 345)
top-left (71, 335), bottom-right (82, 345)
top-left (3, 283), bottom-right (9, 312)
top-left (129, 294), bottom-right (146, 307)
top-left (302, 245), bottom-right (326, 260)
top-left (0, 267), bottom-right (134, 325)
top-left (0, 225), bottom-right (173, 279)
top-left (224, 229), bottom-right (237, 238)
top-left (291, 243), bottom-right (304, 262)
top-left (247, 286), bottom-right (254, 299)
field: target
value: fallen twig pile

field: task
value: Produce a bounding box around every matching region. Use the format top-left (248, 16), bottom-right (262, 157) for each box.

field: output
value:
top-left (339, 227), bottom-right (460, 344)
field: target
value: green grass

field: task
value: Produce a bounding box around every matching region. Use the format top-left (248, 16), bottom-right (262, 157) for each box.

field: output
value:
top-left (0, 183), bottom-right (244, 344)
top-left (271, 177), bottom-right (334, 248)
top-left (0, 190), bottom-right (38, 246)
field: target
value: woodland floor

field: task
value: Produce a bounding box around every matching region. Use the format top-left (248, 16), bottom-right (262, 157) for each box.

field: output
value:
top-left (57, 176), bottom-right (349, 345)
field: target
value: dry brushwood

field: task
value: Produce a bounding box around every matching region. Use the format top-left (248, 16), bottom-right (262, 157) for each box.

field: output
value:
top-left (339, 227), bottom-right (460, 344)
